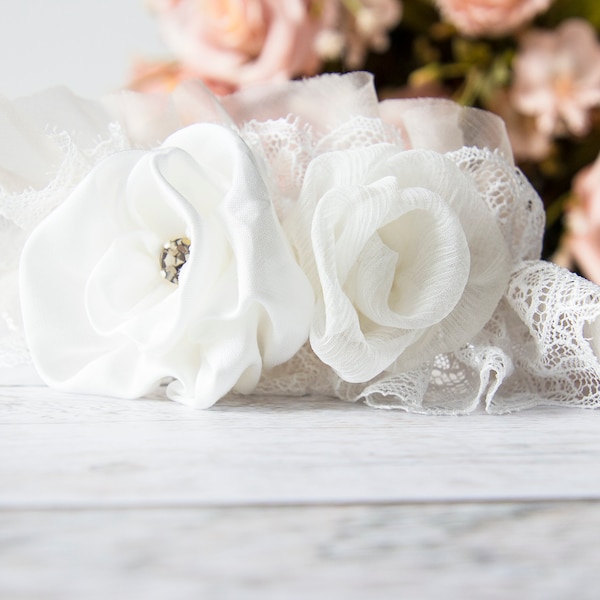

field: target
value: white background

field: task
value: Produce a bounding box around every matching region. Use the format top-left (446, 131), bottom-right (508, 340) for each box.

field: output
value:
top-left (0, 0), bottom-right (167, 99)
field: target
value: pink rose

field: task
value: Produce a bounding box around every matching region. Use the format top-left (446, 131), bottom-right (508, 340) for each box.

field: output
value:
top-left (511, 19), bottom-right (600, 137)
top-left (127, 58), bottom-right (236, 95)
top-left (147, 0), bottom-right (326, 90)
top-left (435, 0), bottom-right (552, 37)
top-left (487, 90), bottom-right (552, 162)
top-left (566, 154), bottom-right (600, 284)
top-left (317, 0), bottom-right (402, 68)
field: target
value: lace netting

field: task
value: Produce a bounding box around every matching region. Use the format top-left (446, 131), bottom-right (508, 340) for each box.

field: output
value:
top-left (257, 261), bottom-right (600, 413)
top-left (315, 115), bottom-right (404, 153)
top-left (488, 261), bottom-right (600, 411)
top-left (240, 115), bottom-right (405, 220)
top-left (255, 143), bottom-right (600, 413)
top-left (241, 117), bottom-right (314, 220)
top-left (0, 125), bottom-right (128, 236)
top-left (448, 146), bottom-right (545, 262)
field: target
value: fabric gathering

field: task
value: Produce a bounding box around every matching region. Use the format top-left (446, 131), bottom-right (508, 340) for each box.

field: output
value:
top-left (2, 72), bottom-right (600, 414)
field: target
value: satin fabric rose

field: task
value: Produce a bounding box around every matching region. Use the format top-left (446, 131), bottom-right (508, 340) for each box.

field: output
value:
top-left (435, 0), bottom-right (552, 37)
top-left (286, 144), bottom-right (511, 382)
top-left (147, 0), bottom-right (325, 90)
top-left (0, 88), bottom-right (123, 385)
top-left (20, 123), bottom-right (313, 407)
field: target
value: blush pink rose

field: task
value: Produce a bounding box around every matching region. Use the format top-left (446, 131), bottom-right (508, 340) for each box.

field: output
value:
top-left (487, 89), bottom-right (552, 162)
top-left (435, 0), bottom-right (552, 37)
top-left (566, 154), bottom-right (600, 284)
top-left (128, 58), bottom-right (236, 95)
top-left (321, 0), bottom-right (402, 68)
top-left (511, 19), bottom-right (600, 137)
top-left (147, 0), bottom-right (327, 90)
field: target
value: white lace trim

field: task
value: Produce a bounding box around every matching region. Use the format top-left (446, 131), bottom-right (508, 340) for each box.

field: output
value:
top-left (256, 261), bottom-right (600, 413)
top-left (4, 76), bottom-right (600, 413)
top-left (245, 114), bottom-right (600, 413)
top-left (240, 114), bottom-right (404, 220)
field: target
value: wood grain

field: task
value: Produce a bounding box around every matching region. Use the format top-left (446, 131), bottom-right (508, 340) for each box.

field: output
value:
top-left (3, 385), bottom-right (599, 599)
top-left (2, 386), bottom-right (600, 507)
top-left (1, 501), bottom-right (598, 600)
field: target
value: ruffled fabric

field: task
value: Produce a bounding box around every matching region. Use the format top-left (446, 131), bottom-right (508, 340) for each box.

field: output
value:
top-left (20, 124), bottom-right (313, 408)
top-left (5, 72), bottom-right (600, 412)
top-left (285, 146), bottom-right (511, 381)
top-left (0, 88), bottom-right (128, 381)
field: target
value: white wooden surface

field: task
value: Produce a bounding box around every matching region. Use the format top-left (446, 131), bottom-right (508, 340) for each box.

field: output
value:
top-left (2, 385), bottom-right (600, 599)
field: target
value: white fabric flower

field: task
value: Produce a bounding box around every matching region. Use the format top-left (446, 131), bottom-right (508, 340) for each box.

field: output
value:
top-left (20, 123), bottom-right (313, 407)
top-left (0, 87), bottom-right (126, 384)
top-left (286, 144), bottom-right (511, 382)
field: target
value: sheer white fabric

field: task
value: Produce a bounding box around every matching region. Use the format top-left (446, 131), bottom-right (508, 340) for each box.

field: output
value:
top-left (284, 146), bottom-right (512, 381)
top-left (4, 73), bottom-right (600, 412)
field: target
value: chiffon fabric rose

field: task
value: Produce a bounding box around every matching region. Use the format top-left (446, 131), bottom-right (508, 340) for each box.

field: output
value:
top-left (435, 0), bottom-right (552, 37)
top-left (20, 123), bottom-right (313, 407)
top-left (286, 144), bottom-right (512, 382)
top-left (147, 0), bottom-right (325, 90)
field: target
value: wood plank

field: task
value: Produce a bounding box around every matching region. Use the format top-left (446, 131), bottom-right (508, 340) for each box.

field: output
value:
top-left (1, 501), bottom-right (598, 599)
top-left (2, 386), bottom-right (600, 506)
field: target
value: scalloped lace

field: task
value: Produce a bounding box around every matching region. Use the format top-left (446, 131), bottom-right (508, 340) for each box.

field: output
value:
top-left (240, 115), bottom-right (405, 220)
top-left (252, 137), bottom-right (600, 413)
top-left (256, 260), bottom-right (600, 413)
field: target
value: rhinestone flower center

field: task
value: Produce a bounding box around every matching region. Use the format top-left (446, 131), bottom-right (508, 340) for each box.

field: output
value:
top-left (159, 237), bottom-right (191, 285)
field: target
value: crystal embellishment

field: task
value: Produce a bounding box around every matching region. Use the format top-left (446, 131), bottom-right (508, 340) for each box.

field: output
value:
top-left (160, 237), bottom-right (191, 285)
